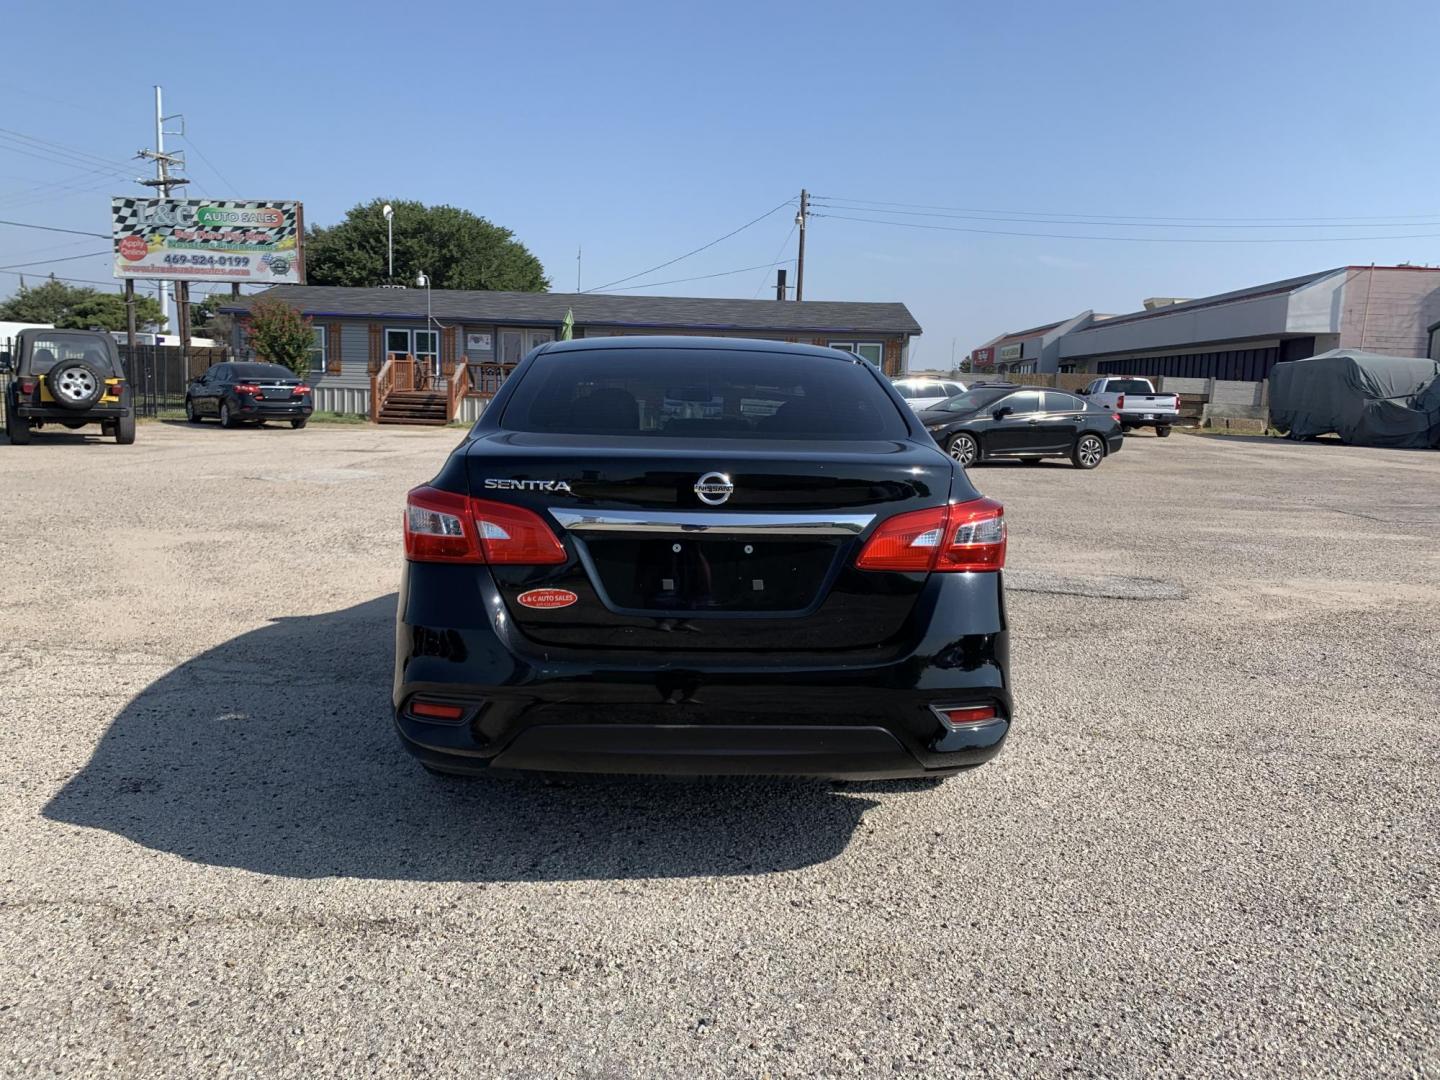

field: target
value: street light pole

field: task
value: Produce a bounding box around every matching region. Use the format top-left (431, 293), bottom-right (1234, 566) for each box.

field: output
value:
top-left (417, 272), bottom-right (435, 384)
top-left (382, 204), bottom-right (394, 281)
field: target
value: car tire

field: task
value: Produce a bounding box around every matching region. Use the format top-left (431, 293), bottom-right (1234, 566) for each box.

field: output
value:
top-left (6, 409), bottom-right (32, 445)
top-left (290, 418), bottom-right (308, 429)
top-left (45, 359), bottom-right (107, 411)
top-left (1156, 425), bottom-right (1172, 438)
top-left (219, 401), bottom-right (237, 429)
top-left (1072, 433), bottom-right (1105, 469)
top-left (116, 410), bottom-right (135, 445)
top-left (946, 431), bottom-right (979, 467)
top-left (185, 398), bottom-right (203, 424)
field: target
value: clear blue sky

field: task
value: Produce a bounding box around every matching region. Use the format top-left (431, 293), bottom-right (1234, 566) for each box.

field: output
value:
top-left (3, 0), bottom-right (1439, 367)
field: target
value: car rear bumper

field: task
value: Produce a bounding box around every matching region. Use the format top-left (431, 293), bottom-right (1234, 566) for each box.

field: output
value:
top-left (16, 403), bottom-right (128, 420)
top-left (1118, 413), bottom-right (1176, 424)
top-left (237, 399), bottom-right (313, 418)
top-left (393, 563), bottom-right (1012, 779)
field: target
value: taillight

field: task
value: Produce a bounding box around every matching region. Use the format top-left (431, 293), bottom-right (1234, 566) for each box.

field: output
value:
top-left (935, 705), bottom-right (998, 728)
top-left (1116, 393), bottom-right (1125, 410)
top-left (18, 380), bottom-right (35, 395)
top-left (1112, 413), bottom-right (1122, 423)
top-left (405, 486), bottom-right (479, 563)
top-left (403, 486), bottom-right (567, 565)
top-left (856, 498), bottom-right (1006, 573)
top-left (408, 699), bottom-right (466, 722)
top-left (235, 383), bottom-right (261, 396)
top-left (293, 384), bottom-right (311, 396)
top-left (108, 382), bottom-right (123, 397)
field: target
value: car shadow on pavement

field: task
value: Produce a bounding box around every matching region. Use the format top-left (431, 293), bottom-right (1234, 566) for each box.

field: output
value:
top-left (43, 596), bottom-right (875, 882)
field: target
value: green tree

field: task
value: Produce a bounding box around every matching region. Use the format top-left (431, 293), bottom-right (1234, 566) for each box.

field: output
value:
top-left (0, 278), bottom-right (165, 332)
top-left (191, 293), bottom-right (233, 343)
top-left (244, 298), bottom-right (315, 378)
top-left (305, 198), bottom-right (549, 291)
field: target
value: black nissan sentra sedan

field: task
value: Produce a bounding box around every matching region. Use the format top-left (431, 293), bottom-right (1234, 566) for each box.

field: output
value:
top-left (394, 337), bottom-right (1011, 782)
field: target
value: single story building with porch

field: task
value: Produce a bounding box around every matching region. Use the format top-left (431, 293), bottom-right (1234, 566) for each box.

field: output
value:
top-left (222, 286), bottom-right (921, 423)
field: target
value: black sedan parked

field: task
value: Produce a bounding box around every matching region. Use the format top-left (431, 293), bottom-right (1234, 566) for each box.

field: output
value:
top-left (917, 384), bottom-right (1123, 469)
top-left (185, 362), bottom-right (314, 428)
top-left (395, 336), bottom-right (1012, 783)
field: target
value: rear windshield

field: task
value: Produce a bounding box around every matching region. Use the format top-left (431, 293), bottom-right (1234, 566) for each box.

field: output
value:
top-left (931, 387), bottom-right (1013, 412)
top-left (25, 333), bottom-right (119, 376)
top-left (1102, 379), bottom-right (1154, 394)
top-left (892, 381), bottom-right (942, 399)
top-left (501, 348), bottom-right (910, 439)
top-left (230, 363), bottom-right (295, 380)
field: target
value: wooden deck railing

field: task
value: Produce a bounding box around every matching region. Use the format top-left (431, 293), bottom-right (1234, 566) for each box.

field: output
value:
top-left (369, 355), bottom-right (395, 422)
top-left (447, 361), bottom-right (473, 421)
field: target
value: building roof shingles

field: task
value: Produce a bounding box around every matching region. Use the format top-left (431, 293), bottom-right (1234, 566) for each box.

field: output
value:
top-left (224, 286), bottom-right (921, 336)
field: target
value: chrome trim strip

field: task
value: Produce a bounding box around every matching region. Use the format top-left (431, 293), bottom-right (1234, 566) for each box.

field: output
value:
top-left (550, 509), bottom-right (875, 537)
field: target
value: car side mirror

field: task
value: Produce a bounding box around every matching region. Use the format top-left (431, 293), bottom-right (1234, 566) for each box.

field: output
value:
top-left (993, 406), bottom-right (1013, 419)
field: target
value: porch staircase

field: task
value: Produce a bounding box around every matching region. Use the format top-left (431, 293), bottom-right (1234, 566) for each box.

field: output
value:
top-left (377, 389), bottom-right (448, 425)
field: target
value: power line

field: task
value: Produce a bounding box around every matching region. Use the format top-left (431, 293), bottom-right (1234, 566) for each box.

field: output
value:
top-left (812, 201), bottom-right (1440, 230)
top-left (0, 249), bottom-right (111, 271)
top-left (583, 197), bottom-right (796, 292)
top-left (814, 194), bottom-right (1440, 225)
top-left (181, 134), bottom-right (241, 197)
top-left (0, 128), bottom-right (135, 177)
top-left (751, 220), bottom-right (798, 299)
top-left (593, 259), bottom-right (797, 292)
top-left (810, 212), bottom-right (1440, 244)
top-left (0, 218), bottom-right (109, 239)
top-left (0, 268), bottom-right (119, 288)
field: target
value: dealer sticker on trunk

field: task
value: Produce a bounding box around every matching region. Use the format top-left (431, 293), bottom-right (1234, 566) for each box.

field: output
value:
top-left (516, 588), bottom-right (579, 610)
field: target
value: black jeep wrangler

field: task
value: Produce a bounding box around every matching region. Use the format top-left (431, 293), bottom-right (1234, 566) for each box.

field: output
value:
top-left (2, 329), bottom-right (135, 445)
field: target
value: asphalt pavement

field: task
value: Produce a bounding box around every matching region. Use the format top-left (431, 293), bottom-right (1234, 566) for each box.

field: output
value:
top-left (0, 421), bottom-right (1436, 1078)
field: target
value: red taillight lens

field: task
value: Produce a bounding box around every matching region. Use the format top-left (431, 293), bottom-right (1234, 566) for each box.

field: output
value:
top-left (18, 380), bottom-right (35, 395)
top-left (1112, 413), bottom-right (1122, 423)
top-left (935, 498), bottom-right (1007, 572)
top-left (108, 382), bottom-right (123, 397)
top-left (403, 486), bottom-right (567, 565)
top-left (293, 384), bottom-right (311, 396)
top-left (854, 505), bottom-right (948, 571)
top-left (405, 486), bottom-right (481, 563)
top-left (1116, 393), bottom-right (1125, 410)
top-left (409, 700), bottom-right (465, 722)
top-left (937, 705), bottom-right (998, 728)
top-left (235, 383), bottom-right (261, 396)
top-left (469, 498), bottom-right (568, 565)
top-left (856, 498), bottom-right (1006, 573)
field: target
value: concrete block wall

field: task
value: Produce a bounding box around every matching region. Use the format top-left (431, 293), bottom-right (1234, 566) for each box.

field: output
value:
top-left (1339, 268), bottom-right (1440, 356)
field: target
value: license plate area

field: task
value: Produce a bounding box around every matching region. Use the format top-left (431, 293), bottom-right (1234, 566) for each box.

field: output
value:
top-left (264, 386), bottom-right (297, 400)
top-left (583, 536), bottom-right (840, 613)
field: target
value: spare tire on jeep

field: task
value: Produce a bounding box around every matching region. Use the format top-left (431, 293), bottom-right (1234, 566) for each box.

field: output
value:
top-left (46, 359), bottom-right (106, 411)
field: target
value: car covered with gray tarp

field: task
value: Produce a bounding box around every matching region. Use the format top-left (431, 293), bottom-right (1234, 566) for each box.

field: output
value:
top-left (1269, 350), bottom-right (1440, 448)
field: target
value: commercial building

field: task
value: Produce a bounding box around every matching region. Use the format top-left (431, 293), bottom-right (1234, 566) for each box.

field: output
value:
top-left (972, 265), bottom-right (1440, 381)
top-left (223, 286), bottom-right (921, 421)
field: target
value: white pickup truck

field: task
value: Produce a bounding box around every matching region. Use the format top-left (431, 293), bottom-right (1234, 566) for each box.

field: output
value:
top-left (1080, 377), bottom-right (1180, 437)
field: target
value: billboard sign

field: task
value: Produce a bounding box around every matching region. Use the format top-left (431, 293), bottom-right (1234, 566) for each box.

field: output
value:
top-left (998, 343), bottom-right (1024, 362)
top-left (112, 198), bottom-right (304, 284)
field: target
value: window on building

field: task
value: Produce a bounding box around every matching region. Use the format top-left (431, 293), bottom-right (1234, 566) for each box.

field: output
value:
top-left (830, 341), bottom-right (884, 366)
top-left (385, 327), bottom-right (439, 362)
top-left (308, 326), bottom-right (326, 372)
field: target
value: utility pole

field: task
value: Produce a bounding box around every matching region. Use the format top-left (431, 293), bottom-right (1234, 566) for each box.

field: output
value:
top-left (794, 189), bottom-right (808, 301)
top-left (576, 244), bottom-right (582, 292)
top-left (137, 86), bottom-right (190, 372)
top-left (776, 267), bottom-right (787, 301)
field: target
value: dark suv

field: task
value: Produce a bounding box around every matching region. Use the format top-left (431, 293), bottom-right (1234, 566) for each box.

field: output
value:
top-left (2, 329), bottom-right (134, 445)
top-left (394, 337), bottom-right (1012, 782)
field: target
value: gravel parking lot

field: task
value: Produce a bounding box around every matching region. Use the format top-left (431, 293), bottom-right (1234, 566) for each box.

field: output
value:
top-left (1, 421), bottom-right (1436, 1078)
